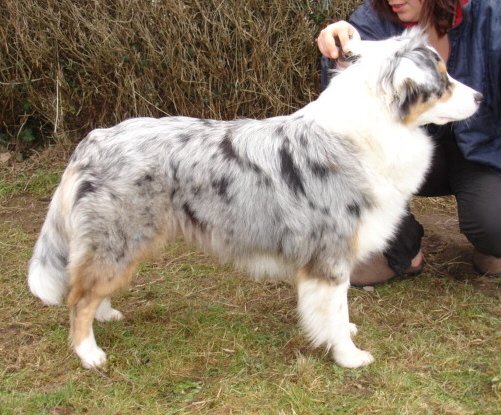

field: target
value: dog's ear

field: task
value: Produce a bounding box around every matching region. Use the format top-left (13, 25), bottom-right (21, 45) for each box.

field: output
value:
top-left (378, 30), bottom-right (447, 122)
top-left (381, 56), bottom-right (437, 122)
top-left (393, 79), bottom-right (425, 122)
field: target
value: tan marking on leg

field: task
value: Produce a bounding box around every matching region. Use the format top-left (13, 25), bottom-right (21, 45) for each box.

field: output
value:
top-left (70, 295), bottom-right (103, 348)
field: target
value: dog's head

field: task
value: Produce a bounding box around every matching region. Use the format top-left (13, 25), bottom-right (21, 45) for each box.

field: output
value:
top-left (345, 28), bottom-right (482, 126)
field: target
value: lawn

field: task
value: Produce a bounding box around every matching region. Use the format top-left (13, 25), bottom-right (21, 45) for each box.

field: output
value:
top-left (1, 149), bottom-right (500, 414)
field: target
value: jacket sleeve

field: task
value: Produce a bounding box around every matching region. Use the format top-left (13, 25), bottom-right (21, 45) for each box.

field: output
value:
top-left (349, 0), bottom-right (404, 40)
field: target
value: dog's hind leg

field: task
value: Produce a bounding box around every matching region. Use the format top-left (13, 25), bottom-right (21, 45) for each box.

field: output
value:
top-left (70, 293), bottom-right (107, 369)
top-left (297, 267), bottom-right (374, 368)
top-left (67, 257), bottom-right (137, 369)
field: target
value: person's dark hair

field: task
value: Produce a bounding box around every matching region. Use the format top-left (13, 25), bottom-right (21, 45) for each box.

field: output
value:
top-left (370, 0), bottom-right (461, 37)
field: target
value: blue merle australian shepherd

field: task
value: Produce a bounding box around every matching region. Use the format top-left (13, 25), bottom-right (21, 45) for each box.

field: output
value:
top-left (29, 29), bottom-right (482, 369)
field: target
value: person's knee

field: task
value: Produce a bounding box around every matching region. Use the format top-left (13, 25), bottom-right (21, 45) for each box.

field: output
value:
top-left (461, 213), bottom-right (501, 257)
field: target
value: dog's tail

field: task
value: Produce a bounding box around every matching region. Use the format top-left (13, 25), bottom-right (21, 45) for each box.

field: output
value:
top-left (28, 176), bottom-right (73, 306)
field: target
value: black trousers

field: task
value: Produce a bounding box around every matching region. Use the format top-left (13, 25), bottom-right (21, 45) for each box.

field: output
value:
top-left (385, 126), bottom-right (501, 274)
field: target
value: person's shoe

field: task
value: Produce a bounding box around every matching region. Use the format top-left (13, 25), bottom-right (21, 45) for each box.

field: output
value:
top-left (472, 249), bottom-right (501, 277)
top-left (351, 251), bottom-right (424, 287)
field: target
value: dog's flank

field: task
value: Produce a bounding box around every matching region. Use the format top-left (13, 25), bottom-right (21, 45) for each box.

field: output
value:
top-left (28, 28), bottom-right (482, 370)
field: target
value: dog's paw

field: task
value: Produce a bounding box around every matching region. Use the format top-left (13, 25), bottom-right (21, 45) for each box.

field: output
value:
top-left (349, 323), bottom-right (358, 337)
top-left (333, 347), bottom-right (374, 369)
top-left (79, 347), bottom-right (107, 369)
top-left (95, 307), bottom-right (124, 322)
top-left (95, 298), bottom-right (124, 322)
top-left (81, 348), bottom-right (107, 369)
top-left (75, 338), bottom-right (107, 369)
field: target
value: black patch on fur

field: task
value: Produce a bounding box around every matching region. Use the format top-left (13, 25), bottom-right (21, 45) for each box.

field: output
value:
top-left (42, 244), bottom-right (68, 270)
top-left (55, 253), bottom-right (68, 269)
top-left (309, 160), bottom-right (330, 179)
top-left (76, 180), bottom-right (98, 203)
top-left (198, 118), bottom-right (214, 127)
top-left (299, 134), bottom-right (309, 149)
top-left (347, 202), bottom-right (361, 218)
top-left (398, 80), bottom-right (422, 118)
top-left (276, 125), bottom-right (285, 138)
top-left (135, 174), bottom-right (154, 187)
top-left (279, 141), bottom-right (306, 196)
top-left (212, 177), bottom-right (232, 203)
top-left (106, 223), bottom-right (127, 263)
top-left (258, 175), bottom-right (272, 187)
top-left (219, 130), bottom-right (266, 178)
top-left (169, 161), bottom-right (180, 198)
top-left (220, 132), bottom-right (240, 162)
top-left (182, 202), bottom-right (206, 231)
top-left (178, 133), bottom-right (192, 144)
top-left (250, 163), bottom-right (262, 175)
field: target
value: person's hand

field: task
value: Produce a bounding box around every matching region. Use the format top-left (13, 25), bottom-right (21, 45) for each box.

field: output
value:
top-left (317, 21), bottom-right (361, 59)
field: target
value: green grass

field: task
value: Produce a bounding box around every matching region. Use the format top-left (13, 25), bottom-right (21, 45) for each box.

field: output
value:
top-left (1, 156), bottom-right (500, 414)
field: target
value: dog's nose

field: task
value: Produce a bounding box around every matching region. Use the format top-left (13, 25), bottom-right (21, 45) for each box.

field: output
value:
top-left (474, 92), bottom-right (484, 104)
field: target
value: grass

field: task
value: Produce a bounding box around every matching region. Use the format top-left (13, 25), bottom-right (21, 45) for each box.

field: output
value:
top-left (1, 152), bottom-right (501, 414)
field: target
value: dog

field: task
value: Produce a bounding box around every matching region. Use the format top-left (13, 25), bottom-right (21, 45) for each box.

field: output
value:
top-left (28, 29), bottom-right (482, 369)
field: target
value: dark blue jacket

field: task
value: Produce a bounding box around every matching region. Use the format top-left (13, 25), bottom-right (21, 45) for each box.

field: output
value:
top-left (322, 0), bottom-right (501, 173)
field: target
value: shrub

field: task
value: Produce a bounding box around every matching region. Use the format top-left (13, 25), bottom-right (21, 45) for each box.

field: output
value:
top-left (0, 0), bottom-right (362, 148)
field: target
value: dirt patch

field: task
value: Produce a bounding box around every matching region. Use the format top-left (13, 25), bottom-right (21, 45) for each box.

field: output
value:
top-left (0, 193), bottom-right (49, 234)
top-left (416, 210), bottom-right (501, 298)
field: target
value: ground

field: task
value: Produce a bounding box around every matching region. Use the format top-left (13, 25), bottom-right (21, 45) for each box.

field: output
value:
top-left (411, 201), bottom-right (501, 298)
top-left (1, 151), bottom-right (500, 414)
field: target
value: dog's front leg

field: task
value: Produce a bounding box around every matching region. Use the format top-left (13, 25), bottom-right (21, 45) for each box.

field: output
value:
top-left (297, 269), bottom-right (374, 368)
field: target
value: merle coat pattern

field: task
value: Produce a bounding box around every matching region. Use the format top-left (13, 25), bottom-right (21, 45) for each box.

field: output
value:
top-left (29, 29), bottom-right (482, 369)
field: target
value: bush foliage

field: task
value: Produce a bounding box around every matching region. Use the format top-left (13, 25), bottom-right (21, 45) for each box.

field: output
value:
top-left (0, 0), bottom-right (361, 148)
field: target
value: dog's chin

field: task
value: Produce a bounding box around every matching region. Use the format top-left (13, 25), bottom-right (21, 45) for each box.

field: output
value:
top-left (418, 115), bottom-right (457, 126)
top-left (417, 112), bottom-right (477, 126)
top-left (415, 104), bottom-right (480, 126)
top-left (435, 116), bottom-right (460, 125)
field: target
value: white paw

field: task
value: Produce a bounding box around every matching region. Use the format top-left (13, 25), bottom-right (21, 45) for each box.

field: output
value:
top-left (95, 298), bottom-right (124, 322)
top-left (81, 347), bottom-right (107, 369)
top-left (349, 323), bottom-right (358, 337)
top-left (95, 308), bottom-right (124, 322)
top-left (333, 347), bottom-right (374, 369)
top-left (75, 337), bottom-right (107, 369)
